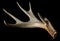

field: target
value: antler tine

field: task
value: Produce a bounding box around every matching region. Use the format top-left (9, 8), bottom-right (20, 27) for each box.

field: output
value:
top-left (28, 2), bottom-right (36, 18)
top-left (38, 13), bottom-right (46, 24)
top-left (3, 9), bottom-right (23, 24)
top-left (4, 20), bottom-right (16, 27)
top-left (16, 2), bottom-right (31, 18)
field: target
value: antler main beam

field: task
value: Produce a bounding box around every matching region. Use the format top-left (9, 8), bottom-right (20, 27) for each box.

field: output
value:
top-left (3, 2), bottom-right (57, 39)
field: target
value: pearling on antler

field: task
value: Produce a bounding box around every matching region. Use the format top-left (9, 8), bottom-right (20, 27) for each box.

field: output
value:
top-left (3, 2), bottom-right (57, 39)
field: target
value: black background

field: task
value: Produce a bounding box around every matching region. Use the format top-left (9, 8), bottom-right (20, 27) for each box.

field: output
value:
top-left (0, 0), bottom-right (60, 41)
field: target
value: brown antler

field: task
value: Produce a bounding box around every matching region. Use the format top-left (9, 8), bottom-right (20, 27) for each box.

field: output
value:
top-left (3, 2), bottom-right (57, 39)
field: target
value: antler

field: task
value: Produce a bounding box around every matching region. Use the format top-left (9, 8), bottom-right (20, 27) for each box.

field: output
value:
top-left (3, 2), bottom-right (57, 39)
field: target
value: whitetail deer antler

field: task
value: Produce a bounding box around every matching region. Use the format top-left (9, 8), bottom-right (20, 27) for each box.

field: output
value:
top-left (3, 2), bottom-right (57, 39)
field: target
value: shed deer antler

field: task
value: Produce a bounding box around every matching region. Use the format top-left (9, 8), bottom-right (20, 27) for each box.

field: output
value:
top-left (3, 2), bottom-right (57, 39)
